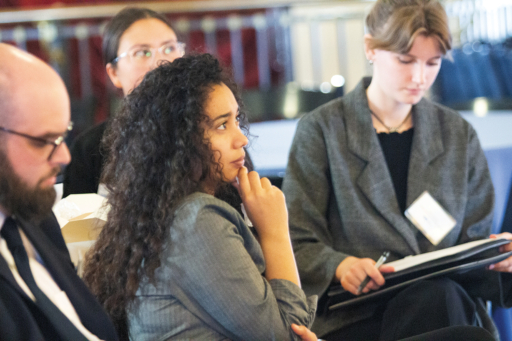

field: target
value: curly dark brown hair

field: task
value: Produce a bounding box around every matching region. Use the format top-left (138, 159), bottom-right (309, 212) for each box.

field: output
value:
top-left (82, 54), bottom-right (249, 339)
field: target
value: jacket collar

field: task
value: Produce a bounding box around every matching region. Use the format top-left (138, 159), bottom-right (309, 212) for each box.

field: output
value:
top-left (0, 248), bottom-right (33, 300)
top-left (0, 215), bottom-right (51, 301)
top-left (344, 78), bottom-right (444, 254)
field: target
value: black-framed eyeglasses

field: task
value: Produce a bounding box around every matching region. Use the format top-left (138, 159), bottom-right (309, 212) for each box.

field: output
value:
top-left (0, 122), bottom-right (73, 160)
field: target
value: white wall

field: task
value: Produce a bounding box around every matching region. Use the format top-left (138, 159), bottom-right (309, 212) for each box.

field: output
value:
top-left (288, 1), bottom-right (373, 93)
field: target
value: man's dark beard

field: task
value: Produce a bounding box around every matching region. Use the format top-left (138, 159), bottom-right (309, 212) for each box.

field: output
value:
top-left (0, 148), bottom-right (58, 223)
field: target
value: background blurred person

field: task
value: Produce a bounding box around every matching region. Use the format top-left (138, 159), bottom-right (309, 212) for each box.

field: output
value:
top-left (63, 7), bottom-right (184, 197)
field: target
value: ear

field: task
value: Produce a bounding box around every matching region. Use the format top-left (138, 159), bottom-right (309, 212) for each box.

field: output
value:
top-left (106, 63), bottom-right (123, 89)
top-left (363, 34), bottom-right (376, 62)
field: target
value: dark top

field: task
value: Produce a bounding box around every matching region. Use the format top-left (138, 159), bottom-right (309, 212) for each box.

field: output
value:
top-left (378, 128), bottom-right (414, 213)
top-left (63, 121), bottom-right (107, 197)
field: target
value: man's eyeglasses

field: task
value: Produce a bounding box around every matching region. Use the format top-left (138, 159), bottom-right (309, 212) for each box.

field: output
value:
top-left (0, 122), bottom-right (73, 160)
top-left (111, 41), bottom-right (186, 65)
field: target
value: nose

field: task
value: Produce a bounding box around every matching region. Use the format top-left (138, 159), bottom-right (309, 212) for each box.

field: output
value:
top-left (234, 127), bottom-right (248, 149)
top-left (149, 55), bottom-right (160, 70)
top-left (50, 142), bottom-right (71, 166)
top-left (412, 63), bottom-right (426, 85)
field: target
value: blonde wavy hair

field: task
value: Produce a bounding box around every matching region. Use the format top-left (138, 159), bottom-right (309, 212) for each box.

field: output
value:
top-left (366, 0), bottom-right (452, 55)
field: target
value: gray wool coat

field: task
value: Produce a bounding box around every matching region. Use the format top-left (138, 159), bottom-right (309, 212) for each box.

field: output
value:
top-left (282, 77), bottom-right (512, 336)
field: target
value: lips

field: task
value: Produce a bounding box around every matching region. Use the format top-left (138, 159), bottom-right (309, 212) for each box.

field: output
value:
top-left (231, 156), bottom-right (245, 167)
top-left (39, 167), bottom-right (61, 187)
top-left (43, 176), bottom-right (57, 186)
top-left (407, 88), bottom-right (423, 95)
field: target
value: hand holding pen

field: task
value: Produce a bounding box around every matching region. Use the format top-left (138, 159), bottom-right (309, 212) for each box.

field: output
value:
top-left (356, 251), bottom-right (390, 295)
top-left (335, 251), bottom-right (395, 296)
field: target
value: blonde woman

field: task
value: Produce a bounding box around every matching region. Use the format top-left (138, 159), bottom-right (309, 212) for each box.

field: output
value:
top-left (283, 0), bottom-right (512, 340)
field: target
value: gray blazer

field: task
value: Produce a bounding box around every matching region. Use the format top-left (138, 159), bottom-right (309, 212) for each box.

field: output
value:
top-left (128, 192), bottom-right (316, 341)
top-left (282, 78), bottom-right (511, 335)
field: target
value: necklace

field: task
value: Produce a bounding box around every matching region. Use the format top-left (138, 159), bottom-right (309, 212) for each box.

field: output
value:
top-left (370, 110), bottom-right (412, 133)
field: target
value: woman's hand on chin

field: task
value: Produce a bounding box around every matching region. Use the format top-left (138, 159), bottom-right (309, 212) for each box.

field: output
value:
top-left (236, 167), bottom-right (300, 285)
top-left (236, 166), bottom-right (289, 240)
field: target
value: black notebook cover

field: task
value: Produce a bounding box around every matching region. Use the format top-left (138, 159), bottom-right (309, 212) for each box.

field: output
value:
top-left (327, 238), bottom-right (512, 311)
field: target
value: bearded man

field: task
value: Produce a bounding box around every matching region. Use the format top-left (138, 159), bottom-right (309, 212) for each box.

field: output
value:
top-left (0, 43), bottom-right (117, 341)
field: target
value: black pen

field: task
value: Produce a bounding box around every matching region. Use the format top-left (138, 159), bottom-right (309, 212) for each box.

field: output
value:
top-left (356, 251), bottom-right (390, 295)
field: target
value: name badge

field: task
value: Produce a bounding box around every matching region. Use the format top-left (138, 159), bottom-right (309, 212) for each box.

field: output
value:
top-left (405, 191), bottom-right (456, 245)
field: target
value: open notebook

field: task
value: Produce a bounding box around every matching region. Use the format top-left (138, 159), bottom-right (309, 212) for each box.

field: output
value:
top-left (327, 238), bottom-right (512, 311)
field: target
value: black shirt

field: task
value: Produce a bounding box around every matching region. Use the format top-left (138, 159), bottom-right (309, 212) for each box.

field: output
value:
top-left (63, 121), bottom-right (107, 197)
top-left (377, 128), bottom-right (414, 213)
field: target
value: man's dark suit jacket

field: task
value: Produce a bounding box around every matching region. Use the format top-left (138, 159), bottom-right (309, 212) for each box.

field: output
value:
top-left (0, 213), bottom-right (118, 340)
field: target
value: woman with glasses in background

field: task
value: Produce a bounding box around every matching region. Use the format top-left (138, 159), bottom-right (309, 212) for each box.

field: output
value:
top-left (63, 7), bottom-right (185, 197)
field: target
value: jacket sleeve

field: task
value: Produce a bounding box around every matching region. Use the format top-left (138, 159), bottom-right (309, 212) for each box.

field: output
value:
top-left (458, 124), bottom-right (495, 243)
top-left (167, 198), bottom-right (317, 341)
top-left (457, 124), bottom-right (512, 306)
top-left (282, 115), bottom-right (347, 297)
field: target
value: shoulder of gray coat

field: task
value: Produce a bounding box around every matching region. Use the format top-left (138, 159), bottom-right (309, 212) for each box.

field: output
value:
top-left (423, 97), bottom-right (476, 134)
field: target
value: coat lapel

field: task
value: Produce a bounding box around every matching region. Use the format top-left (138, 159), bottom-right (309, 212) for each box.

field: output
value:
top-left (14, 217), bottom-right (118, 340)
top-left (15, 218), bottom-right (89, 315)
top-left (406, 99), bottom-right (444, 208)
top-left (344, 79), bottom-right (423, 254)
top-left (15, 216), bottom-right (81, 298)
top-left (0, 250), bottom-right (34, 300)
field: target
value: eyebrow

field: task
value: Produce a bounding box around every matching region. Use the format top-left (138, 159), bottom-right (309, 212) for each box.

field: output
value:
top-left (36, 133), bottom-right (62, 141)
top-left (210, 113), bottom-right (231, 123)
top-left (403, 53), bottom-right (442, 60)
top-left (129, 40), bottom-right (177, 49)
top-left (39, 128), bottom-right (69, 140)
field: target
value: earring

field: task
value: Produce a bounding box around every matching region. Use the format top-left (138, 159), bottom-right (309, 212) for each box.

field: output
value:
top-left (368, 59), bottom-right (374, 65)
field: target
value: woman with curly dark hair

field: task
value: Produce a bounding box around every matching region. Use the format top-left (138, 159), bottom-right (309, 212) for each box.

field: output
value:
top-left (82, 53), bottom-right (317, 341)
